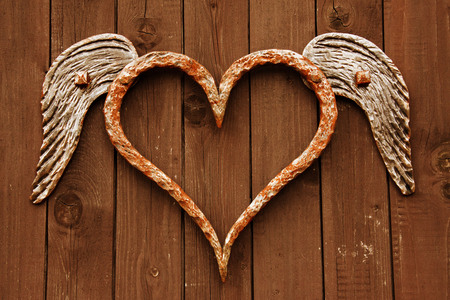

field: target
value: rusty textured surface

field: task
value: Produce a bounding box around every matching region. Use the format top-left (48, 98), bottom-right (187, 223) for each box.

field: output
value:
top-left (30, 33), bottom-right (138, 204)
top-left (303, 32), bottom-right (415, 195)
top-left (103, 49), bottom-right (337, 281)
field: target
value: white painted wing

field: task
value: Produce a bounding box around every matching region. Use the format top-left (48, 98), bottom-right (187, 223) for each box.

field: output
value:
top-left (30, 34), bottom-right (138, 203)
top-left (303, 33), bottom-right (415, 195)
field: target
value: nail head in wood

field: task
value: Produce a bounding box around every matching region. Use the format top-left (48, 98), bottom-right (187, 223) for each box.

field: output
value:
top-left (355, 70), bottom-right (371, 85)
top-left (74, 71), bottom-right (91, 86)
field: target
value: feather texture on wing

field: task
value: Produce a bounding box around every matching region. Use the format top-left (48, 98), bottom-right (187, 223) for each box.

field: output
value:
top-left (30, 33), bottom-right (138, 203)
top-left (303, 33), bottom-right (415, 195)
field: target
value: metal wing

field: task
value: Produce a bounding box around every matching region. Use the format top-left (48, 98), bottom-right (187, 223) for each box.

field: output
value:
top-left (30, 33), bottom-right (138, 203)
top-left (303, 32), bottom-right (415, 195)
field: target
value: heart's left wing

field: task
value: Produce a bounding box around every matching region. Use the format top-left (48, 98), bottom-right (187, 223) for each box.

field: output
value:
top-left (30, 34), bottom-right (138, 203)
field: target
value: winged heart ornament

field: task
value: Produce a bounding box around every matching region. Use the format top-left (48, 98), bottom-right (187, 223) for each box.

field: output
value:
top-left (30, 32), bottom-right (414, 282)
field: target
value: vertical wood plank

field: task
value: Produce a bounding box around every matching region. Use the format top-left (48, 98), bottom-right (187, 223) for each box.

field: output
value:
top-left (317, 0), bottom-right (393, 298)
top-left (46, 1), bottom-right (115, 298)
top-left (0, 0), bottom-right (48, 298)
top-left (183, 0), bottom-right (252, 298)
top-left (115, 0), bottom-right (183, 298)
top-left (250, 1), bottom-right (322, 298)
top-left (385, 0), bottom-right (449, 298)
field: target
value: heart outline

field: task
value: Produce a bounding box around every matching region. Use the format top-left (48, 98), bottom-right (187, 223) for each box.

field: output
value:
top-left (103, 49), bottom-right (337, 282)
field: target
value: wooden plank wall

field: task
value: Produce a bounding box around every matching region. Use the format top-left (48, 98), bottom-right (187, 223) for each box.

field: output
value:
top-left (250, 1), bottom-right (322, 298)
top-left (46, 1), bottom-right (116, 298)
top-left (0, 0), bottom-right (448, 299)
top-left (0, 0), bottom-right (48, 298)
top-left (116, 1), bottom-right (183, 298)
top-left (385, 0), bottom-right (449, 298)
top-left (318, 1), bottom-right (393, 299)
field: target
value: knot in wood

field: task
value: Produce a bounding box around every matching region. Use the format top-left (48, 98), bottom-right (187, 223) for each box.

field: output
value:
top-left (54, 193), bottom-right (83, 227)
top-left (135, 18), bottom-right (162, 53)
top-left (326, 2), bottom-right (353, 30)
top-left (431, 142), bottom-right (450, 174)
top-left (184, 94), bottom-right (208, 126)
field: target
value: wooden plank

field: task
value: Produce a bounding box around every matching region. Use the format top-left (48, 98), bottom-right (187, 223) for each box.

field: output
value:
top-left (317, 0), bottom-right (393, 298)
top-left (46, 1), bottom-right (115, 298)
top-left (115, 0), bottom-right (183, 298)
top-left (0, 0), bottom-right (48, 298)
top-left (384, 0), bottom-right (449, 298)
top-left (183, 0), bottom-right (252, 297)
top-left (249, 1), bottom-right (322, 298)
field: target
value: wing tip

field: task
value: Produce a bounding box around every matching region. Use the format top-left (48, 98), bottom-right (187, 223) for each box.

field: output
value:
top-left (401, 180), bottom-right (415, 196)
top-left (30, 192), bottom-right (45, 204)
top-left (30, 181), bottom-right (54, 204)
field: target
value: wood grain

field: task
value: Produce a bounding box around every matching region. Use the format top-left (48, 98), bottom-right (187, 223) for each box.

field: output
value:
top-left (183, 0), bottom-right (251, 297)
top-left (317, 0), bottom-right (393, 298)
top-left (249, 0), bottom-right (323, 298)
top-left (46, 0), bottom-right (115, 298)
top-left (385, 0), bottom-right (449, 298)
top-left (0, 0), bottom-right (48, 298)
top-left (2, 1), bottom-right (449, 297)
top-left (115, 0), bottom-right (183, 298)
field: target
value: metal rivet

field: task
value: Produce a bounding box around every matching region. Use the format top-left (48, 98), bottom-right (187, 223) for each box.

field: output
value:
top-left (74, 71), bottom-right (91, 86)
top-left (355, 70), bottom-right (371, 85)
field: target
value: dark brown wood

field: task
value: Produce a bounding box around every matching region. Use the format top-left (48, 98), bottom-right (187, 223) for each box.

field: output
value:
top-left (183, 0), bottom-right (252, 297)
top-left (249, 0), bottom-right (323, 298)
top-left (317, 0), bottom-right (394, 298)
top-left (2, 1), bottom-right (449, 297)
top-left (115, 0), bottom-right (183, 298)
top-left (46, 1), bottom-right (115, 298)
top-left (385, 0), bottom-right (449, 299)
top-left (0, 0), bottom-right (48, 298)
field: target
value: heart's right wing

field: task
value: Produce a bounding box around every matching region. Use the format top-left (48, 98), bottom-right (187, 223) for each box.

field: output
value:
top-left (303, 33), bottom-right (415, 195)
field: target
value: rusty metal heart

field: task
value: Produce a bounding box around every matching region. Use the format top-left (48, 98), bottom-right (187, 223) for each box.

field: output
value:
top-left (103, 50), bottom-right (337, 282)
